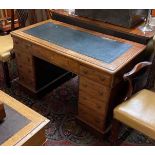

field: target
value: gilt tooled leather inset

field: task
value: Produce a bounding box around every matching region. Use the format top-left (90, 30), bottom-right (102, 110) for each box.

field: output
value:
top-left (24, 22), bottom-right (132, 64)
top-left (0, 104), bottom-right (30, 144)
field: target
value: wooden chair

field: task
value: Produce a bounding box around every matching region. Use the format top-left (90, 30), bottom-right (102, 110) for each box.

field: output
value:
top-left (26, 9), bottom-right (51, 25)
top-left (0, 9), bottom-right (28, 87)
top-left (110, 61), bottom-right (155, 145)
top-left (15, 9), bottom-right (28, 28)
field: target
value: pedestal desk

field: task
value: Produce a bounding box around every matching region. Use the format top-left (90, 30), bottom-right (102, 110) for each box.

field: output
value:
top-left (11, 19), bottom-right (146, 134)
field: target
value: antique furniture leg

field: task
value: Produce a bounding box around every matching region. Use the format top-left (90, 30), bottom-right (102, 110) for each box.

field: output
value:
top-left (1, 62), bottom-right (11, 87)
top-left (146, 48), bottom-right (155, 89)
top-left (109, 119), bottom-right (121, 145)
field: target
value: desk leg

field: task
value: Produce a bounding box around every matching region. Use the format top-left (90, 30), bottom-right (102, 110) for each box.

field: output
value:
top-left (77, 76), bottom-right (109, 134)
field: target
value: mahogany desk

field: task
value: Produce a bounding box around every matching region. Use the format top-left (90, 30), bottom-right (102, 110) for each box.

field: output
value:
top-left (51, 9), bottom-right (155, 44)
top-left (11, 19), bottom-right (146, 134)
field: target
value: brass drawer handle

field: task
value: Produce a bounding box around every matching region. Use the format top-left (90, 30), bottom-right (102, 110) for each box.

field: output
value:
top-left (95, 118), bottom-right (100, 123)
top-left (19, 64), bottom-right (22, 68)
top-left (14, 40), bottom-right (19, 44)
top-left (99, 91), bottom-right (104, 96)
top-left (51, 54), bottom-right (56, 61)
top-left (25, 43), bottom-right (32, 48)
top-left (21, 76), bottom-right (24, 80)
top-left (83, 84), bottom-right (87, 88)
top-left (96, 105), bottom-right (101, 109)
top-left (28, 70), bottom-right (32, 73)
top-left (17, 53), bottom-right (21, 57)
top-left (100, 77), bottom-right (105, 81)
top-left (83, 70), bottom-right (88, 74)
top-left (51, 56), bottom-right (54, 61)
top-left (27, 58), bottom-right (30, 62)
top-left (82, 96), bottom-right (87, 101)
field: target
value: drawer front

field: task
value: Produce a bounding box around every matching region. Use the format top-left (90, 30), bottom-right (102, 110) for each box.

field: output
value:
top-left (18, 73), bottom-right (35, 88)
top-left (15, 50), bottom-right (33, 66)
top-left (17, 64), bottom-right (35, 79)
top-left (15, 48), bottom-right (36, 88)
top-left (13, 38), bottom-right (33, 51)
top-left (80, 65), bottom-right (111, 86)
top-left (17, 64), bottom-right (35, 88)
top-left (50, 53), bottom-right (79, 74)
top-left (78, 104), bottom-right (105, 131)
top-left (30, 43), bottom-right (80, 74)
top-left (15, 50), bottom-right (35, 79)
top-left (79, 94), bottom-right (108, 116)
top-left (79, 77), bottom-right (110, 101)
top-left (14, 38), bottom-right (78, 71)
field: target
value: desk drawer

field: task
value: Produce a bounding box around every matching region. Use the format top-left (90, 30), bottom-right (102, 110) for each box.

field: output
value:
top-left (13, 38), bottom-right (33, 51)
top-left (79, 94), bottom-right (108, 116)
top-left (50, 53), bottom-right (79, 74)
top-left (17, 64), bottom-right (35, 86)
top-left (18, 74), bottom-right (35, 88)
top-left (80, 65), bottom-right (111, 86)
top-left (15, 51), bottom-right (36, 88)
top-left (78, 104), bottom-right (105, 131)
top-left (79, 77), bottom-right (110, 100)
top-left (14, 38), bottom-right (79, 74)
top-left (15, 50), bottom-right (33, 66)
top-left (29, 42), bottom-right (80, 74)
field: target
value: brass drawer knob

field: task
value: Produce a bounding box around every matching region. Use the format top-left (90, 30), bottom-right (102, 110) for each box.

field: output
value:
top-left (27, 58), bottom-right (30, 62)
top-left (83, 84), bottom-right (87, 88)
top-left (83, 70), bottom-right (88, 74)
top-left (95, 119), bottom-right (100, 123)
top-left (14, 40), bottom-right (19, 44)
top-left (96, 105), bottom-right (101, 109)
top-left (100, 77), bottom-right (105, 81)
top-left (99, 92), bottom-right (104, 96)
top-left (25, 43), bottom-right (32, 48)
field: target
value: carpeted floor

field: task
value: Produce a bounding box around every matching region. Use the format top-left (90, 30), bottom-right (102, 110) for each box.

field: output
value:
top-left (1, 60), bottom-right (155, 146)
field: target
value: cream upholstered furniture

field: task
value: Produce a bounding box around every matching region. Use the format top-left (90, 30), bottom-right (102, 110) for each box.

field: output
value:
top-left (0, 35), bottom-right (13, 61)
top-left (0, 34), bottom-right (14, 87)
top-left (0, 10), bottom-right (28, 87)
top-left (114, 89), bottom-right (155, 138)
top-left (110, 61), bottom-right (155, 145)
top-left (0, 9), bottom-right (14, 87)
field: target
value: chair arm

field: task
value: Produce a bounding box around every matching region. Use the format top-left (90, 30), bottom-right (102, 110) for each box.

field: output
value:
top-left (123, 61), bottom-right (152, 100)
top-left (123, 61), bottom-right (152, 80)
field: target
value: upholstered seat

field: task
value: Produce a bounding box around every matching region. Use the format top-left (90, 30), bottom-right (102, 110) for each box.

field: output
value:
top-left (0, 10), bottom-right (28, 87)
top-left (0, 34), bottom-right (13, 62)
top-left (114, 89), bottom-right (155, 139)
top-left (109, 61), bottom-right (155, 145)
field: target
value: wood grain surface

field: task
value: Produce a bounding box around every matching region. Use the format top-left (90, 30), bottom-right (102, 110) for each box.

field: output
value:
top-left (0, 91), bottom-right (49, 146)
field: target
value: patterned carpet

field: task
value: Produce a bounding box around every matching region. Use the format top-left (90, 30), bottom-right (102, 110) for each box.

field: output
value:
top-left (1, 60), bottom-right (155, 146)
